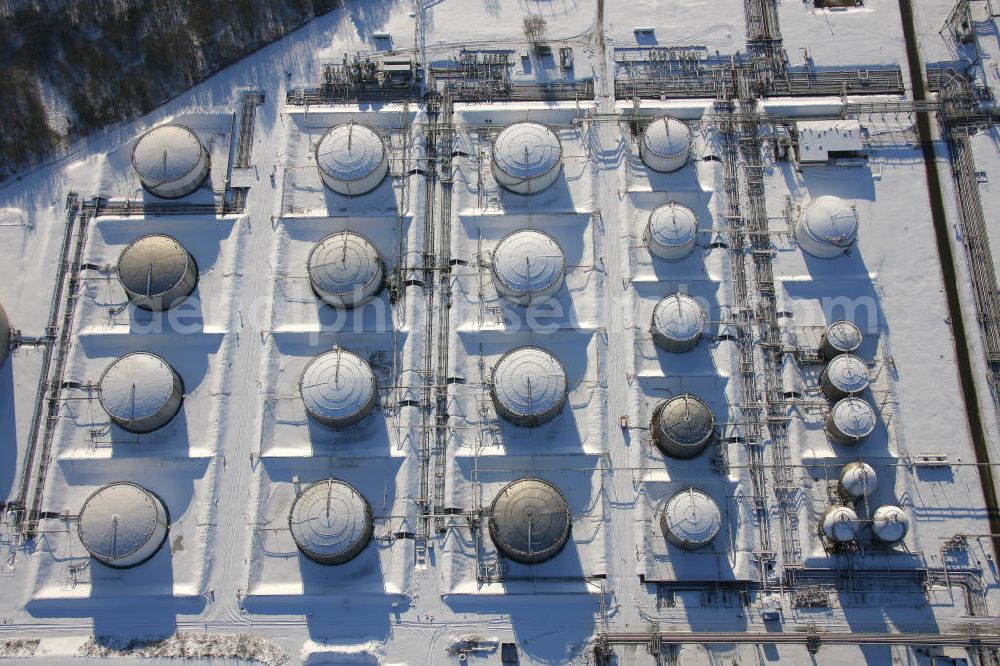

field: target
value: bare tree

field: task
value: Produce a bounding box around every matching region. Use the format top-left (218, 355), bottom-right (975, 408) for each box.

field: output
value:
top-left (523, 14), bottom-right (547, 46)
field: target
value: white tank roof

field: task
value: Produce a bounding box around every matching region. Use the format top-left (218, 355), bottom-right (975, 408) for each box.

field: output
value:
top-left (646, 202), bottom-right (698, 260)
top-left (99, 353), bottom-right (181, 428)
top-left (824, 320), bottom-right (863, 355)
top-left (316, 124), bottom-right (387, 184)
top-left (829, 397), bottom-right (877, 440)
top-left (308, 231), bottom-right (384, 307)
top-left (78, 482), bottom-right (169, 568)
top-left (489, 477), bottom-right (572, 564)
top-left (798, 196), bottom-right (859, 257)
top-left (492, 230), bottom-right (565, 304)
top-left (660, 488), bottom-right (722, 550)
top-left (825, 354), bottom-right (870, 394)
top-left (132, 125), bottom-right (205, 184)
top-left (839, 461), bottom-right (878, 498)
top-left (491, 346), bottom-right (567, 426)
top-left (492, 122), bottom-right (562, 189)
top-left (821, 505), bottom-right (859, 543)
top-left (872, 505), bottom-right (909, 543)
top-left (642, 117), bottom-right (692, 167)
top-left (652, 294), bottom-right (706, 344)
top-left (288, 478), bottom-right (373, 565)
top-left (300, 347), bottom-right (378, 428)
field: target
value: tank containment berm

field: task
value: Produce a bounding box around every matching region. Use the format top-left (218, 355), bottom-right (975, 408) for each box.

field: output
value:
top-left (131, 124), bottom-right (211, 199)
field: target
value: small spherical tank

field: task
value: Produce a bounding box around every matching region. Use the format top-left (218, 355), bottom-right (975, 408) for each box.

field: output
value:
top-left (838, 461), bottom-right (878, 498)
top-left (825, 397), bottom-right (876, 445)
top-left (872, 505), bottom-right (909, 543)
top-left (820, 353), bottom-right (869, 401)
top-left (650, 293), bottom-right (706, 353)
top-left (651, 394), bottom-right (716, 458)
top-left (491, 122), bottom-right (563, 195)
top-left (131, 124), bottom-right (211, 199)
top-left (300, 347), bottom-right (379, 430)
top-left (117, 235), bottom-right (199, 312)
top-left (315, 123), bottom-right (390, 196)
top-left (78, 482), bottom-right (170, 568)
top-left (820, 320), bottom-right (863, 360)
top-left (489, 478), bottom-right (572, 564)
top-left (640, 116), bottom-right (692, 173)
top-left (659, 487), bottom-right (722, 551)
top-left (645, 202), bottom-right (698, 261)
top-left (491, 229), bottom-right (566, 305)
top-left (795, 196), bottom-right (859, 259)
top-left (820, 505), bottom-right (859, 543)
top-left (307, 231), bottom-right (386, 308)
top-left (490, 346), bottom-right (567, 427)
top-left (288, 478), bottom-right (374, 565)
top-left (99, 352), bottom-right (184, 434)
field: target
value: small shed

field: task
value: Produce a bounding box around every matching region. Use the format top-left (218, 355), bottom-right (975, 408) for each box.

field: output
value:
top-left (796, 120), bottom-right (864, 165)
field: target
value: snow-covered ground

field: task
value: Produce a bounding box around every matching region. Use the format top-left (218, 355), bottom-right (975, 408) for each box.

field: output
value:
top-left (1, 0), bottom-right (1000, 664)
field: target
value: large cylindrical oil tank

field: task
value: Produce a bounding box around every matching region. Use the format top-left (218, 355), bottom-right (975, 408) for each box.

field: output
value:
top-left (78, 482), bottom-right (170, 568)
top-left (838, 461), bottom-right (878, 498)
top-left (825, 397), bottom-right (876, 445)
top-left (651, 394), bottom-right (716, 458)
top-left (307, 231), bottom-right (386, 308)
top-left (315, 123), bottom-right (389, 196)
top-left (820, 505), bottom-right (859, 543)
top-left (491, 229), bottom-right (566, 305)
top-left (820, 320), bottom-right (863, 360)
top-left (489, 477), bottom-right (571, 564)
top-left (795, 196), bottom-right (859, 259)
top-left (300, 347), bottom-right (379, 430)
top-left (131, 124), bottom-right (211, 199)
top-left (644, 202), bottom-right (698, 261)
top-left (640, 116), bottom-right (692, 173)
top-left (99, 352), bottom-right (184, 434)
top-left (659, 487), bottom-right (722, 550)
top-left (490, 346), bottom-right (567, 427)
top-left (491, 122), bottom-right (562, 195)
top-left (117, 235), bottom-right (199, 312)
top-left (288, 478), bottom-right (374, 565)
top-left (820, 353), bottom-right (869, 401)
top-left (872, 505), bottom-right (909, 543)
top-left (650, 293), bottom-right (706, 353)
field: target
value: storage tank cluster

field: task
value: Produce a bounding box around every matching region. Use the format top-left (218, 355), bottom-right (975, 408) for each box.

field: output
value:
top-left (817, 321), bottom-right (876, 445)
top-left (132, 124), bottom-right (211, 199)
top-left (819, 461), bottom-right (908, 545)
top-left (795, 196), bottom-right (859, 259)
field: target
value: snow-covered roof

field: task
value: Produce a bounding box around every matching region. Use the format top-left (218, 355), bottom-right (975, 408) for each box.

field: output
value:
top-left (651, 293), bottom-right (706, 344)
top-left (824, 320), bottom-right (864, 355)
top-left (872, 506), bottom-right (910, 543)
top-left (823, 354), bottom-right (870, 395)
top-left (288, 479), bottom-right (374, 565)
top-left (300, 347), bottom-right (378, 428)
top-left (797, 119), bottom-right (864, 163)
top-left (490, 346), bottom-right (567, 426)
top-left (642, 117), bottom-right (692, 159)
top-left (660, 488), bottom-right (722, 550)
top-left (828, 397), bottom-right (877, 441)
top-left (492, 122), bottom-right (562, 181)
top-left (307, 231), bottom-right (384, 305)
top-left (646, 202), bottom-right (698, 259)
top-left (99, 352), bottom-right (181, 425)
top-left (131, 124), bottom-right (206, 184)
top-left (653, 393), bottom-right (715, 457)
top-left (839, 461), bottom-right (878, 498)
top-left (78, 482), bottom-right (168, 565)
top-left (491, 229), bottom-right (565, 303)
top-left (821, 505), bottom-right (859, 543)
top-left (315, 123), bottom-right (387, 184)
top-left (489, 477), bottom-right (571, 564)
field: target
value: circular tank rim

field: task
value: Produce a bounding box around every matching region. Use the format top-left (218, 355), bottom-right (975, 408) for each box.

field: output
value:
top-left (314, 122), bottom-right (388, 184)
top-left (824, 320), bottom-right (864, 354)
top-left (645, 202), bottom-right (699, 251)
top-left (490, 345), bottom-right (568, 426)
top-left (306, 231), bottom-right (386, 305)
top-left (77, 482), bottom-right (171, 568)
top-left (651, 293), bottom-right (707, 343)
top-left (488, 476), bottom-right (572, 564)
top-left (130, 123), bottom-right (206, 187)
top-left (299, 346), bottom-right (379, 428)
top-left (287, 477), bottom-right (375, 564)
top-left (651, 393), bottom-right (716, 458)
top-left (491, 121), bottom-right (564, 182)
top-left (641, 116), bottom-right (693, 159)
top-left (117, 234), bottom-right (198, 300)
top-left (97, 351), bottom-right (184, 431)
top-left (659, 487), bottom-right (723, 550)
top-left (491, 228), bottom-right (566, 300)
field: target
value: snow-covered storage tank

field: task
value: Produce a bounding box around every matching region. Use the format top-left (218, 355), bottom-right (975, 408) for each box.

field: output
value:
top-left (315, 123), bottom-right (389, 196)
top-left (644, 202), bottom-right (698, 261)
top-left (78, 482), bottom-right (169, 568)
top-left (820, 353), bottom-right (869, 401)
top-left (825, 397), bottom-right (876, 445)
top-left (489, 477), bottom-right (571, 564)
top-left (640, 116), bottom-right (692, 173)
top-left (307, 231), bottom-right (386, 308)
top-left (0, 301), bottom-right (9, 367)
top-left (490, 346), bottom-right (567, 427)
top-left (117, 235), bottom-right (198, 312)
top-left (820, 320), bottom-right (863, 360)
top-left (839, 461), bottom-right (878, 498)
top-left (131, 124), bottom-right (210, 199)
top-left (491, 122), bottom-right (562, 195)
top-left (872, 505), bottom-right (909, 543)
top-left (300, 347), bottom-right (379, 430)
top-left (491, 229), bottom-right (566, 305)
top-left (99, 352), bottom-right (184, 434)
top-left (288, 478), bottom-right (374, 565)
top-left (820, 505), bottom-right (858, 543)
top-left (795, 196), bottom-right (859, 259)
top-left (651, 394), bottom-right (716, 458)
top-left (650, 293), bottom-right (706, 353)
top-left (659, 487), bottom-right (722, 551)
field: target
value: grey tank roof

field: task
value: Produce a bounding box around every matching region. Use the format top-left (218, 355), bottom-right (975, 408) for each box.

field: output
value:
top-left (489, 477), bottom-right (571, 564)
top-left (118, 235), bottom-right (197, 310)
top-left (652, 394), bottom-right (716, 458)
